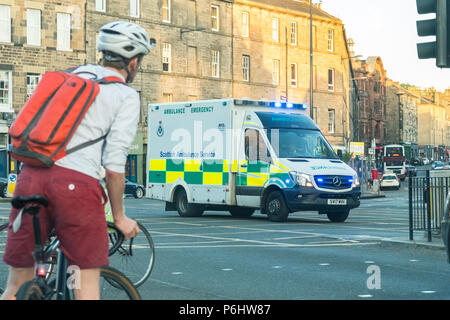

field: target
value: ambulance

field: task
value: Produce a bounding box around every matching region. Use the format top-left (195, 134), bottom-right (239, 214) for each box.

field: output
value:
top-left (146, 99), bottom-right (361, 222)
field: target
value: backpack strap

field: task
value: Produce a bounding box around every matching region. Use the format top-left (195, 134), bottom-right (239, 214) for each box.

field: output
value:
top-left (65, 133), bottom-right (108, 156)
top-left (96, 76), bottom-right (127, 85)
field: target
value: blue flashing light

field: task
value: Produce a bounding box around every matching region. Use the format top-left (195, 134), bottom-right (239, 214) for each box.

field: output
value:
top-left (317, 178), bottom-right (324, 183)
top-left (269, 101), bottom-right (308, 110)
top-left (285, 179), bottom-right (291, 184)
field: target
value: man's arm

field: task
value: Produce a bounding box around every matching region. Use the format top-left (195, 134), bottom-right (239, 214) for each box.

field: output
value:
top-left (105, 168), bottom-right (139, 240)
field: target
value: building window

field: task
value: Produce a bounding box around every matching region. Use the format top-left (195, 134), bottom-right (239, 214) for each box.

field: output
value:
top-left (242, 12), bottom-right (249, 37)
top-left (272, 59), bottom-right (280, 85)
top-left (328, 68), bottom-right (335, 92)
top-left (272, 18), bottom-right (279, 42)
top-left (291, 63), bottom-right (297, 88)
top-left (57, 13), bottom-right (71, 51)
top-left (0, 6), bottom-right (11, 43)
top-left (327, 29), bottom-right (334, 52)
top-left (163, 93), bottom-right (173, 103)
top-left (328, 109), bottom-right (335, 134)
top-left (95, 0), bottom-right (106, 12)
top-left (27, 9), bottom-right (41, 46)
top-left (162, 0), bottom-right (171, 23)
top-left (291, 21), bottom-right (297, 45)
top-left (162, 43), bottom-right (171, 72)
top-left (130, 0), bottom-right (139, 18)
top-left (211, 5), bottom-right (219, 32)
top-left (211, 50), bottom-right (220, 78)
top-left (26, 73), bottom-right (41, 100)
top-left (0, 70), bottom-right (12, 111)
top-left (242, 55), bottom-right (250, 82)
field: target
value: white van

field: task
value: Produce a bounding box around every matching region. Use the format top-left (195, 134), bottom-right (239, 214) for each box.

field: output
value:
top-left (146, 99), bottom-right (361, 222)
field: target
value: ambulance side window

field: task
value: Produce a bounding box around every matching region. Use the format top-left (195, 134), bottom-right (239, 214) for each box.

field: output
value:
top-left (245, 129), bottom-right (271, 163)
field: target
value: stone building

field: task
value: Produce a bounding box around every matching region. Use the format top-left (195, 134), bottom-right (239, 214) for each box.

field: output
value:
top-left (416, 89), bottom-right (449, 161)
top-left (86, 0), bottom-right (234, 184)
top-left (232, 0), bottom-right (356, 151)
top-left (352, 56), bottom-right (387, 165)
top-left (0, 0), bottom-right (358, 183)
top-left (0, 0), bottom-right (86, 177)
top-left (385, 80), bottom-right (419, 159)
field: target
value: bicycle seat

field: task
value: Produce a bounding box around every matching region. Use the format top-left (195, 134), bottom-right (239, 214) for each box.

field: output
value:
top-left (11, 194), bottom-right (49, 210)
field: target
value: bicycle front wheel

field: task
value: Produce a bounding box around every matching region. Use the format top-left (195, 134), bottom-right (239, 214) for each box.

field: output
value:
top-left (108, 221), bottom-right (155, 287)
top-left (99, 266), bottom-right (141, 300)
top-left (15, 280), bottom-right (45, 300)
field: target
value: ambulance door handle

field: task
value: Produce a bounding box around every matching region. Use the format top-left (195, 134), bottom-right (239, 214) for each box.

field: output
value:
top-left (240, 163), bottom-right (248, 168)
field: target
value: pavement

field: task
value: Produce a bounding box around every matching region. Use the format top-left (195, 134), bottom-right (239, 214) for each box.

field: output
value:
top-left (0, 192), bottom-right (446, 252)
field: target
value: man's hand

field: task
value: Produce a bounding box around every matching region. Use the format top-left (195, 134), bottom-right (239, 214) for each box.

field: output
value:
top-left (114, 215), bottom-right (139, 240)
top-left (104, 168), bottom-right (139, 240)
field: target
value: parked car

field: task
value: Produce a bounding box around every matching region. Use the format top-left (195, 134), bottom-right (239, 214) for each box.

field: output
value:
top-left (100, 179), bottom-right (145, 199)
top-left (405, 165), bottom-right (417, 177)
top-left (380, 173), bottom-right (400, 190)
top-left (431, 161), bottom-right (450, 170)
top-left (442, 191), bottom-right (450, 263)
top-left (0, 177), bottom-right (7, 197)
top-left (410, 158), bottom-right (421, 166)
top-left (125, 179), bottom-right (145, 199)
top-left (421, 157), bottom-right (430, 165)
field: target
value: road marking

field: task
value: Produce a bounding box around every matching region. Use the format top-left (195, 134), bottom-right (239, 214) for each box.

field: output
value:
top-left (421, 291), bottom-right (436, 294)
top-left (319, 263), bottom-right (330, 266)
top-left (171, 272), bottom-right (183, 275)
top-left (358, 294), bottom-right (373, 298)
top-left (272, 266), bottom-right (282, 269)
top-left (221, 268), bottom-right (233, 271)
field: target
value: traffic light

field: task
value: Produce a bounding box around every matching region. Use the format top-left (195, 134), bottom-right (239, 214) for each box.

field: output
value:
top-left (416, 0), bottom-right (449, 68)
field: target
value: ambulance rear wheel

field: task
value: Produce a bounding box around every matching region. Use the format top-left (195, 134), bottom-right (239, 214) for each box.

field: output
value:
top-left (175, 189), bottom-right (204, 217)
top-left (266, 191), bottom-right (289, 222)
top-left (229, 207), bottom-right (255, 218)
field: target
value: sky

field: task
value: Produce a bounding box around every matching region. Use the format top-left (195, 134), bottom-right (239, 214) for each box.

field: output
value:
top-left (320, 0), bottom-right (450, 92)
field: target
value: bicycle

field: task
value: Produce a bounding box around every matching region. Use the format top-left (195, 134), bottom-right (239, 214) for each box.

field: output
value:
top-left (8, 194), bottom-right (141, 300)
top-left (1, 205), bottom-right (155, 291)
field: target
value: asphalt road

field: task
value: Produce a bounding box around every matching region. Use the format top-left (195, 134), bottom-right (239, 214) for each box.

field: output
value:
top-left (1, 174), bottom-right (449, 301)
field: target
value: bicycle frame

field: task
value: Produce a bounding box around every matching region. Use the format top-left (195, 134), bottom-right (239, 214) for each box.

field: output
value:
top-left (26, 206), bottom-right (70, 300)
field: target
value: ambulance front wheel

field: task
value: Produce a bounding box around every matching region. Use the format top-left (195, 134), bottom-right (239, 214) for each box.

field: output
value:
top-left (265, 191), bottom-right (289, 222)
top-left (174, 189), bottom-right (204, 217)
top-left (325, 210), bottom-right (350, 223)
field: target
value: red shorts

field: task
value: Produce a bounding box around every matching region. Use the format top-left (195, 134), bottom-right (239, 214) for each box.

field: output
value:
top-left (3, 165), bottom-right (108, 269)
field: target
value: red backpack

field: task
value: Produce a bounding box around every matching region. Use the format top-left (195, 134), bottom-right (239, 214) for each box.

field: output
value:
top-left (9, 68), bottom-right (126, 167)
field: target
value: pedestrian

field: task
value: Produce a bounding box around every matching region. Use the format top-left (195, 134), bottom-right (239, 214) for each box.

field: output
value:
top-left (1, 21), bottom-right (154, 300)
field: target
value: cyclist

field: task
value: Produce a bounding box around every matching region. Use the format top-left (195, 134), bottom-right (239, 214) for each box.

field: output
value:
top-left (1, 21), bottom-right (153, 300)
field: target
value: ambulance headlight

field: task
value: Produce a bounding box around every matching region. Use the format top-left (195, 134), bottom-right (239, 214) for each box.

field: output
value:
top-left (352, 175), bottom-right (360, 188)
top-left (289, 171), bottom-right (313, 187)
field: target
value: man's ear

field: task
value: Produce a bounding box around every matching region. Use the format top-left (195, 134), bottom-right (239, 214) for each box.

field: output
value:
top-left (128, 57), bottom-right (139, 71)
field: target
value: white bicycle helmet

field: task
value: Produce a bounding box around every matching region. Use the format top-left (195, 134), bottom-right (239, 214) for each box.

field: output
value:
top-left (97, 21), bottom-right (154, 61)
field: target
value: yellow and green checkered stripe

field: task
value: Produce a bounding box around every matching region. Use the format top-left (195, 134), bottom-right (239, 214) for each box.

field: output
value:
top-left (148, 159), bottom-right (230, 185)
top-left (149, 159), bottom-right (295, 188)
top-left (237, 160), bottom-right (295, 188)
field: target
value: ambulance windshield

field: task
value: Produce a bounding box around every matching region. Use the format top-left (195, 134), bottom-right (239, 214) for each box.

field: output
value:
top-left (266, 129), bottom-right (339, 159)
top-left (254, 113), bottom-right (338, 160)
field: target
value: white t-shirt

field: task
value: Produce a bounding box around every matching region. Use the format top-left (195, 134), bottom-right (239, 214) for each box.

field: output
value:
top-left (55, 64), bottom-right (140, 179)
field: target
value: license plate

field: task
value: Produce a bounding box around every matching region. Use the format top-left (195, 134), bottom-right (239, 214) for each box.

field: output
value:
top-left (328, 199), bottom-right (347, 205)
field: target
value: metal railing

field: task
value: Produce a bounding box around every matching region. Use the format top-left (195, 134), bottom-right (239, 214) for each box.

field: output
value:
top-left (409, 171), bottom-right (450, 242)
